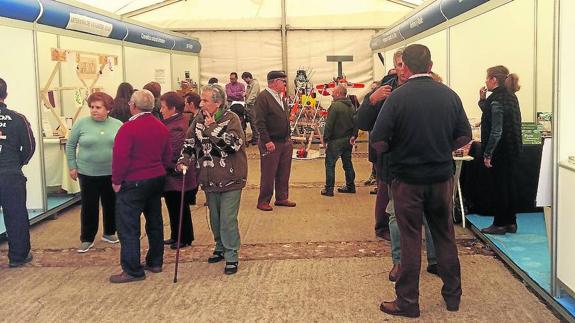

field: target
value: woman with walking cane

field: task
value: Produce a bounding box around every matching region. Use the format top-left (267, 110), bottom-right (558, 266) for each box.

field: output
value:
top-left (177, 84), bottom-right (247, 275)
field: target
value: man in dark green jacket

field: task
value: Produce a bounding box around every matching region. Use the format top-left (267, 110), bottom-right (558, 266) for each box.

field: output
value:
top-left (321, 85), bottom-right (358, 196)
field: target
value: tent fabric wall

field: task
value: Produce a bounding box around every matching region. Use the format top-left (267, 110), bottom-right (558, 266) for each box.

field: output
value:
top-left (0, 25), bottom-right (43, 210)
top-left (187, 29), bottom-right (374, 104)
top-left (287, 30), bottom-right (375, 104)
top-left (185, 31), bottom-right (282, 88)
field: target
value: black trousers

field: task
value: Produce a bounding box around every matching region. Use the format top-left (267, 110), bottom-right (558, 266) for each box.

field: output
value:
top-left (324, 137), bottom-right (355, 189)
top-left (78, 174), bottom-right (116, 242)
top-left (164, 190), bottom-right (195, 244)
top-left (0, 174), bottom-right (31, 263)
top-left (116, 176), bottom-right (165, 278)
top-left (491, 157), bottom-right (518, 226)
top-left (392, 178), bottom-right (461, 310)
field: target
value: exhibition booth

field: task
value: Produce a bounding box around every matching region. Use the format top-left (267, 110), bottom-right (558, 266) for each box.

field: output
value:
top-left (0, 0), bottom-right (201, 236)
top-left (370, 0), bottom-right (574, 320)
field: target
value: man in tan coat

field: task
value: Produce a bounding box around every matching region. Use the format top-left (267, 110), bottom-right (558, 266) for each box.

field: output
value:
top-left (242, 72), bottom-right (260, 144)
top-left (254, 71), bottom-right (296, 211)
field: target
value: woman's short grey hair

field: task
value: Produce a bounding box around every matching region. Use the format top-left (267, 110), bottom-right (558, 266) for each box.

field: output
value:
top-left (131, 89), bottom-right (155, 111)
top-left (201, 84), bottom-right (226, 109)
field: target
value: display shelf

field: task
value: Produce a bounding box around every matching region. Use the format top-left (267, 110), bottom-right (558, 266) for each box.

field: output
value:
top-left (559, 160), bottom-right (575, 173)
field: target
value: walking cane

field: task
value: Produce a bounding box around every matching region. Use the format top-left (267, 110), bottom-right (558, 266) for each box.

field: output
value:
top-left (173, 165), bottom-right (188, 283)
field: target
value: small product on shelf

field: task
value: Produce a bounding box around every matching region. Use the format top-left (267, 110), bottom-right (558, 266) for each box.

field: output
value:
top-left (568, 156), bottom-right (575, 165)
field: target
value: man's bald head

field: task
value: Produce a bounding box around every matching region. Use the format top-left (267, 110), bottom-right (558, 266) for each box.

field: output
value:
top-left (332, 85), bottom-right (347, 100)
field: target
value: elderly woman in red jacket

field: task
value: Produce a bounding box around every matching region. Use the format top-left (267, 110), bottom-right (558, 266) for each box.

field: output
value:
top-left (159, 91), bottom-right (198, 249)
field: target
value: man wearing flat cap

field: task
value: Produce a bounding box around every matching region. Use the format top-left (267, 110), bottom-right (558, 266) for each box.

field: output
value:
top-left (254, 71), bottom-right (296, 211)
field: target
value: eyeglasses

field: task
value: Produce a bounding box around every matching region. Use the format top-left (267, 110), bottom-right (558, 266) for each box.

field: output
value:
top-left (128, 101), bottom-right (134, 106)
top-left (273, 78), bottom-right (287, 85)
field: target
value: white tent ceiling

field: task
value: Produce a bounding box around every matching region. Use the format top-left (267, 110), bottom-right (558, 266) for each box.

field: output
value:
top-left (73, 0), bottom-right (423, 30)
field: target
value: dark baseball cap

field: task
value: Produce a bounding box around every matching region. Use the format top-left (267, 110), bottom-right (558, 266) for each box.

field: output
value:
top-left (267, 70), bottom-right (287, 81)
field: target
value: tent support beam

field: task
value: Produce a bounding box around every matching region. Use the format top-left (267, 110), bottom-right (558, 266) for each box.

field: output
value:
top-left (122, 0), bottom-right (184, 18)
top-left (172, 27), bottom-right (384, 32)
top-left (281, 0), bottom-right (288, 73)
top-left (387, 0), bottom-right (418, 9)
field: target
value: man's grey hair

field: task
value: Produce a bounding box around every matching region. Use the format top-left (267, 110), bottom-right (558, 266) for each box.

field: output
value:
top-left (201, 84), bottom-right (226, 109)
top-left (131, 89), bottom-right (155, 111)
top-left (393, 49), bottom-right (404, 68)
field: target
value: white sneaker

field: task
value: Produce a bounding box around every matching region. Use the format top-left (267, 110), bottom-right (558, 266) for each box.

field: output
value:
top-left (77, 242), bottom-right (94, 253)
top-left (101, 234), bottom-right (119, 244)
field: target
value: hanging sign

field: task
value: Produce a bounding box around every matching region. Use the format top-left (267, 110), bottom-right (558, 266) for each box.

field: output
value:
top-left (66, 13), bottom-right (113, 38)
top-left (370, 0), bottom-right (492, 50)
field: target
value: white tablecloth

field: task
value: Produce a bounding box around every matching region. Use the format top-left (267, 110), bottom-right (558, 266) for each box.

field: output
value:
top-left (43, 138), bottom-right (80, 194)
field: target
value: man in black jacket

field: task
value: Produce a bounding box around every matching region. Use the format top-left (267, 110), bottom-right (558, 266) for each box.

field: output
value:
top-left (0, 77), bottom-right (36, 268)
top-left (371, 45), bottom-right (471, 318)
top-left (356, 50), bottom-right (405, 241)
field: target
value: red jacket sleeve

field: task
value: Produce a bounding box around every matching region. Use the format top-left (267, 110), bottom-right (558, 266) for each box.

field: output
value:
top-left (112, 126), bottom-right (132, 185)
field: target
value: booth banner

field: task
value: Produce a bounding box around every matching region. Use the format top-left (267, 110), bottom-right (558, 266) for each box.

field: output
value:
top-left (172, 36), bottom-right (202, 54)
top-left (370, 0), bottom-right (492, 50)
top-left (0, 0), bottom-right (41, 22)
top-left (124, 23), bottom-right (174, 50)
top-left (66, 12), bottom-right (113, 38)
top-left (399, 1), bottom-right (446, 40)
top-left (38, 0), bottom-right (127, 40)
top-left (440, 0), bottom-right (490, 19)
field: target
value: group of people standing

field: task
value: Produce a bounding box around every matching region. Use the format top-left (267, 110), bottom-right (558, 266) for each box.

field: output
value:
top-left (351, 44), bottom-right (523, 318)
top-left (1, 42), bottom-right (523, 318)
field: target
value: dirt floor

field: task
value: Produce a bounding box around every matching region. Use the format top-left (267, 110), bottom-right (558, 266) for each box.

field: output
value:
top-left (0, 144), bottom-right (562, 322)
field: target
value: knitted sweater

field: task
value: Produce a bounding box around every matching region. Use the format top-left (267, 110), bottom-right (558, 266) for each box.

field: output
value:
top-left (112, 113), bottom-right (171, 184)
top-left (66, 116), bottom-right (122, 176)
top-left (179, 109), bottom-right (247, 193)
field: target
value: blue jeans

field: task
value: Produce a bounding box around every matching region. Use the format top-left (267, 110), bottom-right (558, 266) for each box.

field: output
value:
top-left (387, 191), bottom-right (437, 265)
top-left (116, 176), bottom-right (165, 277)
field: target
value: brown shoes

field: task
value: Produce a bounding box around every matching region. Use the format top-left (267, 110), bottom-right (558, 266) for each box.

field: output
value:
top-left (379, 300), bottom-right (420, 318)
top-left (389, 263), bottom-right (401, 282)
top-left (257, 203), bottom-right (273, 211)
top-left (109, 271), bottom-right (146, 284)
top-left (274, 200), bottom-right (296, 207)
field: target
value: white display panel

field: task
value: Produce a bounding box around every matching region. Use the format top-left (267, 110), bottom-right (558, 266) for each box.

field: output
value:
top-left (124, 46), bottom-right (172, 92)
top-left (557, 166), bottom-right (575, 293)
top-left (557, 0), bottom-right (575, 162)
top-left (536, 0), bottom-right (555, 113)
top-left (556, 0), bottom-right (575, 297)
top-left (0, 25), bottom-right (43, 210)
top-left (450, 0), bottom-right (536, 121)
top-left (381, 30), bottom-right (448, 85)
top-left (171, 54), bottom-right (199, 91)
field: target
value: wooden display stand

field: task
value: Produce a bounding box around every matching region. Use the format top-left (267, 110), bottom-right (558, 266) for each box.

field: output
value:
top-left (40, 48), bottom-right (118, 137)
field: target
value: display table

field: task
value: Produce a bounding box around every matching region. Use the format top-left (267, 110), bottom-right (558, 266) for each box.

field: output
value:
top-left (453, 155), bottom-right (474, 227)
top-left (43, 138), bottom-right (80, 194)
top-left (460, 141), bottom-right (543, 215)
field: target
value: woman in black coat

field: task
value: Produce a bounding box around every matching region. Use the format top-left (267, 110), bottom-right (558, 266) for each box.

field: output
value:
top-left (478, 65), bottom-right (522, 235)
